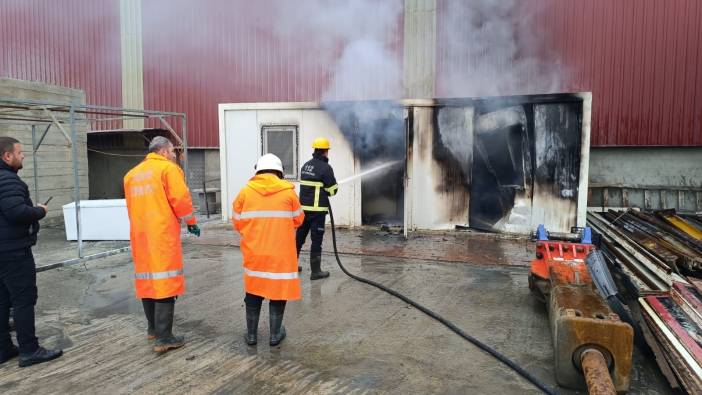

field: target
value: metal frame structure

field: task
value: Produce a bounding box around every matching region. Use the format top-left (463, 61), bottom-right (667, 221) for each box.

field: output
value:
top-left (0, 96), bottom-right (188, 270)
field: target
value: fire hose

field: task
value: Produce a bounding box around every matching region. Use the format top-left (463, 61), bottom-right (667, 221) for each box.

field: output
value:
top-left (326, 203), bottom-right (558, 395)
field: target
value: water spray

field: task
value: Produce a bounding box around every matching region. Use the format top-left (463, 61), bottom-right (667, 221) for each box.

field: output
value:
top-left (337, 160), bottom-right (401, 185)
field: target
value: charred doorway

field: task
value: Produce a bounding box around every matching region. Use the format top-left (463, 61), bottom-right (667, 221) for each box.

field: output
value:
top-left (324, 102), bottom-right (406, 226)
top-left (469, 99), bottom-right (583, 233)
top-left (470, 106), bottom-right (532, 232)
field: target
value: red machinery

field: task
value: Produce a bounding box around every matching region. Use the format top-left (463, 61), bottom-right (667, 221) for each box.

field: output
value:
top-left (529, 225), bottom-right (634, 394)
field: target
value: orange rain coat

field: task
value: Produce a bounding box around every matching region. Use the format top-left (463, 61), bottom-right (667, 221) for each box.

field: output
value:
top-left (124, 153), bottom-right (197, 299)
top-left (232, 173), bottom-right (304, 301)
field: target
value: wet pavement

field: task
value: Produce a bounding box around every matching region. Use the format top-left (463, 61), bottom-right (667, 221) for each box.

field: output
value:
top-left (31, 222), bottom-right (130, 270)
top-left (0, 222), bottom-right (675, 394)
top-left (193, 221), bottom-right (535, 267)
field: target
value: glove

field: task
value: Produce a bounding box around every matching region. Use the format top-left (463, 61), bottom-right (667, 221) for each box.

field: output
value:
top-left (187, 224), bottom-right (201, 237)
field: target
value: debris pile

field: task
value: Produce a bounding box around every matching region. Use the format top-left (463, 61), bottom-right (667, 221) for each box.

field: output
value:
top-left (587, 209), bottom-right (702, 292)
top-left (639, 284), bottom-right (702, 393)
top-left (588, 209), bottom-right (702, 393)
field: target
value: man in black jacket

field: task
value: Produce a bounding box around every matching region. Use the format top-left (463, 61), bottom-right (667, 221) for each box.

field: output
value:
top-left (296, 137), bottom-right (338, 280)
top-left (0, 137), bottom-right (63, 367)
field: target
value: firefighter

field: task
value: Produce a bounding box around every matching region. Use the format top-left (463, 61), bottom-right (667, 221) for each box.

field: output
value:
top-left (124, 136), bottom-right (200, 354)
top-left (296, 137), bottom-right (338, 280)
top-left (232, 154), bottom-right (304, 346)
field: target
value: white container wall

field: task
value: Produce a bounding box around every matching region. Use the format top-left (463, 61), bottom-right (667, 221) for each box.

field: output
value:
top-left (63, 199), bottom-right (131, 241)
top-left (218, 102), bottom-right (360, 227)
top-left (219, 95), bottom-right (592, 234)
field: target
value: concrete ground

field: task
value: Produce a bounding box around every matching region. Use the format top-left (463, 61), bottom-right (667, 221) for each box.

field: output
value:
top-left (0, 222), bottom-right (675, 394)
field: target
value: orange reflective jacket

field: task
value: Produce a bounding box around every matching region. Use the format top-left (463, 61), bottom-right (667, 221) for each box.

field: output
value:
top-left (232, 173), bottom-right (304, 301)
top-left (124, 153), bottom-right (197, 299)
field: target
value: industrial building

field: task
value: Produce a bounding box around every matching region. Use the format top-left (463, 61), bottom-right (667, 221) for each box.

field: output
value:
top-left (1, 0), bottom-right (700, 210)
top-left (1, 1), bottom-right (702, 394)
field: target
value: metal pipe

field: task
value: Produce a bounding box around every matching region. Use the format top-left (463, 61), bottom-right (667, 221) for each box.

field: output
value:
top-left (580, 349), bottom-right (616, 395)
top-left (0, 116), bottom-right (55, 123)
top-left (87, 115), bottom-right (150, 122)
top-left (36, 247), bottom-right (131, 272)
top-left (31, 125), bottom-right (39, 202)
top-left (35, 123), bottom-right (52, 151)
top-left (181, 115), bottom-right (190, 188)
top-left (203, 179), bottom-right (210, 219)
top-left (69, 105), bottom-right (83, 258)
top-left (0, 96), bottom-right (185, 117)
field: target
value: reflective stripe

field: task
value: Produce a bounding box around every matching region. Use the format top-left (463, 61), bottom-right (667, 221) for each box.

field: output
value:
top-left (300, 180), bottom-right (330, 210)
top-left (314, 184), bottom-right (320, 207)
top-left (244, 268), bottom-right (299, 280)
top-left (299, 180), bottom-right (323, 187)
top-left (232, 212), bottom-right (242, 220)
top-left (135, 269), bottom-right (183, 280)
top-left (235, 210), bottom-right (302, 220)
top-left (325, 184), bottom-right (339, 196)
top-left (301, 205), bottom-right (328, 212)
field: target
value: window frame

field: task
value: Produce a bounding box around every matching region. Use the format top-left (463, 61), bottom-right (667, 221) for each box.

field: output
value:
top-left (260, 124), bottom-right (299, 180)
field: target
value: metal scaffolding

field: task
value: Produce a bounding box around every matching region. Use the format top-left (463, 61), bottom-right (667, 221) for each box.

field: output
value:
top-left (0, 96), bottom-right (188, 270)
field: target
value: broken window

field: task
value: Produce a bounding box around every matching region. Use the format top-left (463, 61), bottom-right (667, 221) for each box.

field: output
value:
top-left (261, 125), bottom-right (298, 179)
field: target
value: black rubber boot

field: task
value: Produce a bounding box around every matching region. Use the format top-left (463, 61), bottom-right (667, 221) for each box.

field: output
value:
top-left (310, 253), bottom-right (329, 280)
top-left (142, 299), bottom-right (156, 341)
top-left (18, 346), bottom-right (62, 368)
top-left (153, 301), bottom-right (184, 354)
top-left (245, 303), bottom-right (261, 346)
top-left (0, 343), bottom-right (18, 364)
top-left (269, 302), bottom-right (287, 347)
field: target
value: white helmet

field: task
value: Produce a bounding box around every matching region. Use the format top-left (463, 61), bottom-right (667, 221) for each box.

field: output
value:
top-left (255, 153), bottom-right (284, 173)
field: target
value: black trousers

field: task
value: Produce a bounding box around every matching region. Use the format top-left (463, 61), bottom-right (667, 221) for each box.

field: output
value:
top-left (244, 293), bottom-right (286, 310)
top-left (0, 248), bottom-right (39, 355)
top-left (296, 211), bottom-right (326, 255)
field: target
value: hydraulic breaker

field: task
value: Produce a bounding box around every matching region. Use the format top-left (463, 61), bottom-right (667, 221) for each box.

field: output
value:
top-left (529, 225), bottom-right (633, 393)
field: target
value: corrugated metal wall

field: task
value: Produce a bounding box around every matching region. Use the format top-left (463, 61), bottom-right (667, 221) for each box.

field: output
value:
top-left (0, 0), bottom-right (122, 112)
top-left (435, 0), bottom-right (702, 146)
top-left (1, 1), bottom-right (700, 147)
top-left (141, 0), bottom-right (403, 147)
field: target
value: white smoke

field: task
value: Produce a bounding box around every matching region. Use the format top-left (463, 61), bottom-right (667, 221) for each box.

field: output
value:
top-left (437, 0), bottom-right (562, 97)
top-left (325, 39), bottom-right (402, 101)
top-left (260, 0), bottom-right (403, 101)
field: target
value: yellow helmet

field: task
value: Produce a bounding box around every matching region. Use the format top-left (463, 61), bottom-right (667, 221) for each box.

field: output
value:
top-left (312, 137), bottom-right (330, 150)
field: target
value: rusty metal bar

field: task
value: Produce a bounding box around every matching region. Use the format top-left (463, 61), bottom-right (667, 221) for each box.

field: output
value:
top-left (42, 106), bottom-right (72, 146)
top-left (157, 116), bottom-right (185, 147)
top-left (581, 349), bottom-right (616, 395)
